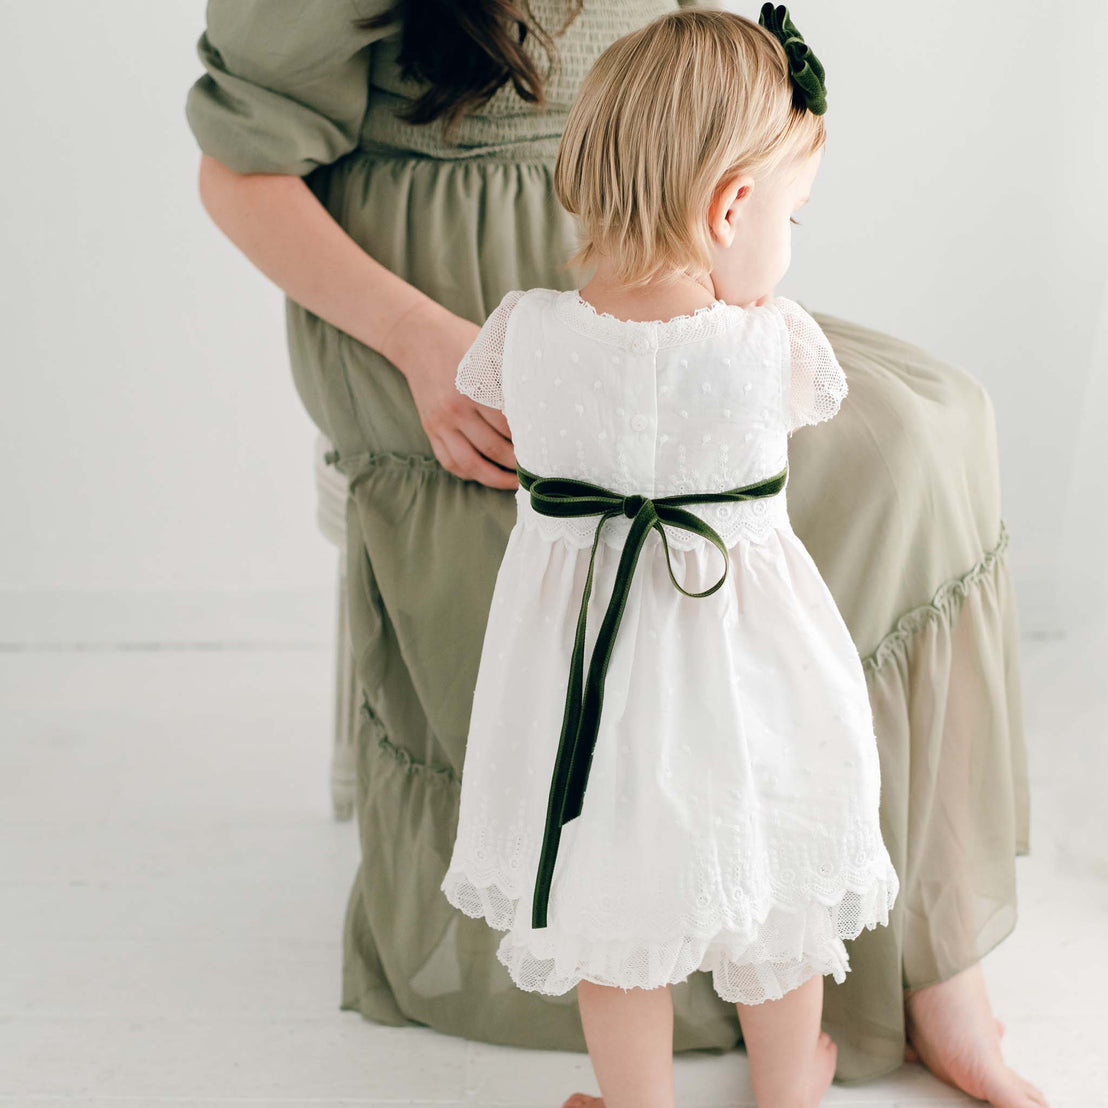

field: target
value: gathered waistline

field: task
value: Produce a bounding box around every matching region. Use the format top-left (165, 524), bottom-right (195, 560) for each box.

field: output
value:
top-left (342, 143), bottom-right (561, 168)
top-left (514, 484), bottom-right (791, 550)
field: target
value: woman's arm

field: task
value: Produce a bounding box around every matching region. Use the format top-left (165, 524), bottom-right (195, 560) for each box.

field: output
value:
top-left (196, 154), bottom-right (519, 490)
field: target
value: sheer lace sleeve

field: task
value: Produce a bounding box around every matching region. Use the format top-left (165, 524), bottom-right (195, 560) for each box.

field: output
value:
top-left (455, 289), bottom-right (527, 410)
top-left (775, 296), bottom-right (848, 434)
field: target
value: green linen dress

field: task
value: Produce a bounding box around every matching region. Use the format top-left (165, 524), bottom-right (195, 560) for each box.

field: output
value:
top-left (185, 0), bottom-right (1030, 1085)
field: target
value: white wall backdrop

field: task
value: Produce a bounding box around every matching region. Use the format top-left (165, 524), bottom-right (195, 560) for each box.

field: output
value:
top-left (1, 1), bottom-right (1105, 641)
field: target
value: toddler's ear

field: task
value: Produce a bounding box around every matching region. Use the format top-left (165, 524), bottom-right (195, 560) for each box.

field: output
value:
top-left (708, 170), bottom-right (754, 247)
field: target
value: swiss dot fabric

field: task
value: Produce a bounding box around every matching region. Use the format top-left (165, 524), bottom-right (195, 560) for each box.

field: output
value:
top-left (442, 288), bottom-right (899, 1003)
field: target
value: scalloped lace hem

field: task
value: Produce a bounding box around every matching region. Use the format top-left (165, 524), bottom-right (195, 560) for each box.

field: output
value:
top-left (440, 865), bottom-right (898, 1004)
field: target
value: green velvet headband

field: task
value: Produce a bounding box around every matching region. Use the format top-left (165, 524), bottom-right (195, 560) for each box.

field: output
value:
top-left (758, 3), bottom-right (827, 115)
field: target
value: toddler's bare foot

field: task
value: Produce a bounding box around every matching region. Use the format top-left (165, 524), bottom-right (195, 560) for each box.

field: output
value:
top-left (803, 1029), bottom-right (837, 1106)
top-left (904, 962), bottom-right (1048, 1106)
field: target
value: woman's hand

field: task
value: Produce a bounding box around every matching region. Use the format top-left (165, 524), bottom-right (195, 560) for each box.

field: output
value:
top-left (194, 162), bottom-right (519, 490)
top-left (382, 298), bottom-right (519, 491)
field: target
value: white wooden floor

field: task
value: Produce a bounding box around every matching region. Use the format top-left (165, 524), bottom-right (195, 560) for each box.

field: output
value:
top-left (1, 608), bottom-right (1104, 1107)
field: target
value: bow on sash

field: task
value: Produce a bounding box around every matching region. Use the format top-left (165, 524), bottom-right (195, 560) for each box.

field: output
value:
top-left (515, 460), bottom-right (789, 928)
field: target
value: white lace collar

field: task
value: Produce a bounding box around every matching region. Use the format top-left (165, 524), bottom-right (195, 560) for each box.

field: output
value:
top-left (551, 289), bottom-right (750, 350)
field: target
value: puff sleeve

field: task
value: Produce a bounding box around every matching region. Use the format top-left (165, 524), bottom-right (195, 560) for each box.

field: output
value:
top-left (455, 291), bottom-right (527, 411)
top-left (184, 0), bottom-right (397, 176)
top-left (775, 296), bottom-right (849, 434)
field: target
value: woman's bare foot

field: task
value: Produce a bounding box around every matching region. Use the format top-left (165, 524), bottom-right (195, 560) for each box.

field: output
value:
top-left (904, 962), bottom-right (1048, 1106)
top-left (904, 1016), bottom-right (1004, 1063)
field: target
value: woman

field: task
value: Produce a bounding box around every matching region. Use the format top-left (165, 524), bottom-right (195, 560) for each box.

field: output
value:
top-left (184, 1), bottom-right (1035, 1101)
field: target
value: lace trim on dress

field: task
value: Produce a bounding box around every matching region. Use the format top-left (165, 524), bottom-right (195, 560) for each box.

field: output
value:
top-left (455, 289), bottom-right (527, 410)
top-left (493, 905), bottom-right (857, 1003)
top-left (552, 289), bottom-right (762, 350)
top-left (441, 841), bottom-right (899, 1004)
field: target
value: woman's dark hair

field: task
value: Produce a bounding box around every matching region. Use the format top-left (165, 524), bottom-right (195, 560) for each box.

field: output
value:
top-left (353, 0), bottom-right (583, 136)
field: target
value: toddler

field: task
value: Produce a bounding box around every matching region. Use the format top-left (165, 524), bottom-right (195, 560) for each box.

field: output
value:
top-left (441, 7), bottom-right (900, 1106)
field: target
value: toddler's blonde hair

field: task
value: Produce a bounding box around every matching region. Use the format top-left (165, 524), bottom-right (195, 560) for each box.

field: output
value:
top-left (554, 8), bottom-right (826, 287)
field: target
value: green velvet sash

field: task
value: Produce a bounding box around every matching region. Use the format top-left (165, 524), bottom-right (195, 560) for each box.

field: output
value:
top-left (515, 460), bottom-right (790, 929)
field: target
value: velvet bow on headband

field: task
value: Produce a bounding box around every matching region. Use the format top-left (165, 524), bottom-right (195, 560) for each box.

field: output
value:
top-left (758, 3), bottom-right (827, 115)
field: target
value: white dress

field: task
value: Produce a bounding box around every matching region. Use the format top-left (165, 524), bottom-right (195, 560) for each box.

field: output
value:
top-left (440, 287), bottom-right (900, 1006)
